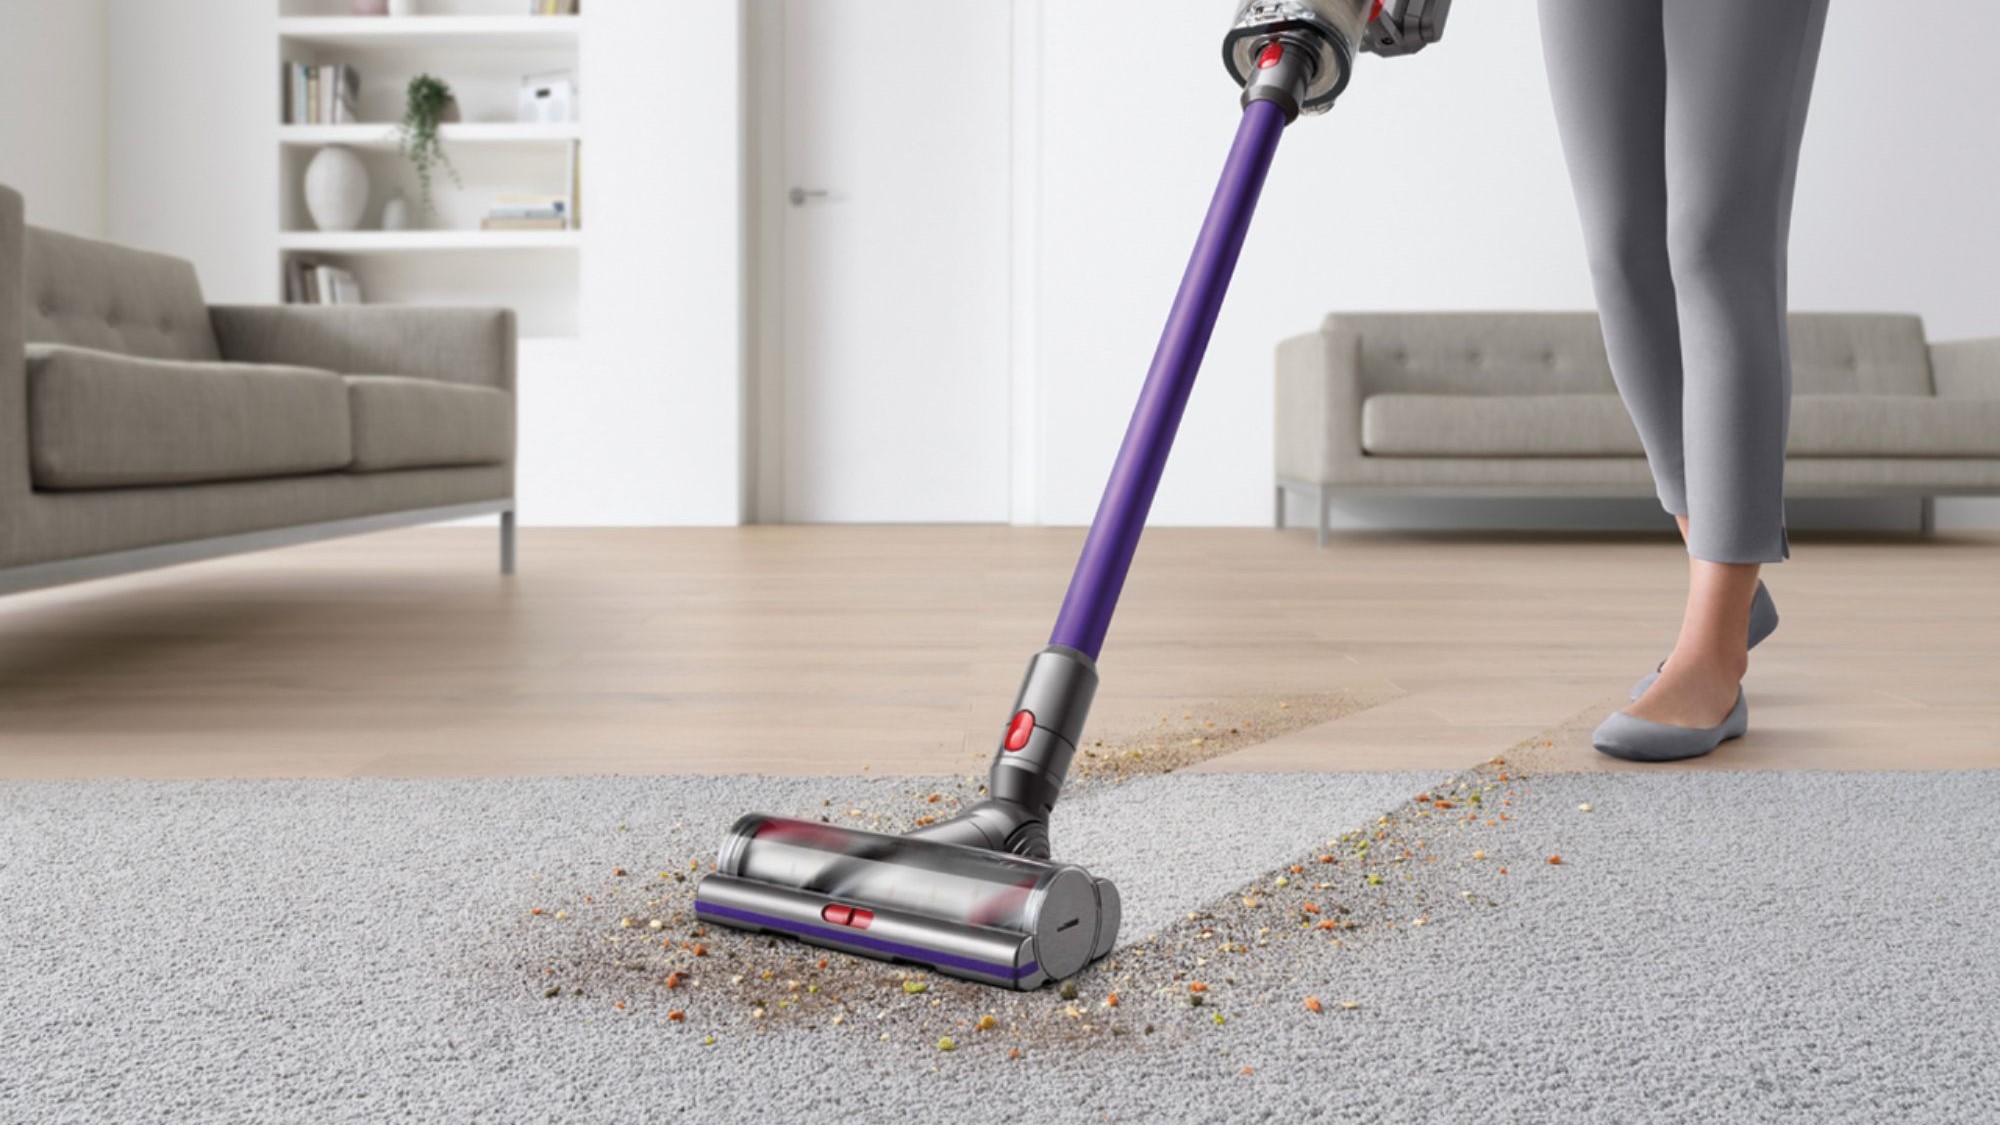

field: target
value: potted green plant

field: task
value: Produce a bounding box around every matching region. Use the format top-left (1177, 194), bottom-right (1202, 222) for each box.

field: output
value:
top-left (397, 74), bottom-right (461, 219)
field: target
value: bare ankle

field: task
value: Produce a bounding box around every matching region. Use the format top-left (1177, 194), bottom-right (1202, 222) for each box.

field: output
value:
top-left (1664, 644), bottom-right (1747, 683)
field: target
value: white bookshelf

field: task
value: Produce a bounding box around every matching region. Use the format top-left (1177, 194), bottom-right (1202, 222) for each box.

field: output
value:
top-left (276, 1), bottom-right (581, 338)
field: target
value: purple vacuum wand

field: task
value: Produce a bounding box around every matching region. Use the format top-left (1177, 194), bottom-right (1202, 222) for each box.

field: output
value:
top-left (1049, 97), bottom-right (1289, 662)
top-left (907, 31), bottom-right (1333, 860)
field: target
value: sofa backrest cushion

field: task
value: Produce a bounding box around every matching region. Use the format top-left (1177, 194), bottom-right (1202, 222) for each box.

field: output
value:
top-left (1323, 311), bottom-right (1935, 398)
top-left (1787, 313), bottom-right (1933, 395)
top-left (1324, 312), bottom-right (1616, 397)
top-left (23, 227), bottom-right (221, 363)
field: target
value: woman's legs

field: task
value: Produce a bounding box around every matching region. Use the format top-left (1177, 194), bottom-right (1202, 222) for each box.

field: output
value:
top-left (1539, 0), bottom-right (1688, 516)
top-left (1624, 0), bottom-right (1829, 727)
top-left (1660, 0), bottom-right (1829, 567)
top-left (1545, 0), bottom-right (1830, 732)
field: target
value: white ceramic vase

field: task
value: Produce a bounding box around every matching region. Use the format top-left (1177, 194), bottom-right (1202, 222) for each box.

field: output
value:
top-left (388, 0), bottom-right (418, 15)
top-left (304, 146), bottom-right (370, 233)
top-left (380, 191), bottom-right (413, 232)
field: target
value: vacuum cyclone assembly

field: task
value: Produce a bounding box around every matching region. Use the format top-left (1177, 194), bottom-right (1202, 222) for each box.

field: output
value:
top-left (695, 0), bottom-right (1450, 990)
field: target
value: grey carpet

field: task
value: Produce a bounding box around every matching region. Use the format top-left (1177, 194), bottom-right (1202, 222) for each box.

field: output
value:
top-left (3, 769), bottom-right (1998, 1123)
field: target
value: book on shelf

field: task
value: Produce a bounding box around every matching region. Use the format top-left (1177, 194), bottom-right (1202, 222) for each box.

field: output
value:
top-left (480, 190), bottom-right (575, 232)
top-left (283, 62), bottom-right (360, 125)
top-left (286, 259), bottom-right (364, 306)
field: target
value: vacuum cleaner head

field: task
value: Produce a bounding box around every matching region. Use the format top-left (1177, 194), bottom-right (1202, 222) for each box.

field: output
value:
top-left (695, 815), bottom-right (1120, 990)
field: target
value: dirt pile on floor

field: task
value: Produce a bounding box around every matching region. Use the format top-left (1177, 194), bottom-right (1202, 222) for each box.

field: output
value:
top-left (509, 698), bottom-right (1569, 1059)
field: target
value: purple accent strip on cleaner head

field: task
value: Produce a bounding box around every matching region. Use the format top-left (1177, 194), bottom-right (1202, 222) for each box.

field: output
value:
top-left (695, 900), bottom-right (1040, 982)
top-left (1048, 98), bottom-right (1289, 661)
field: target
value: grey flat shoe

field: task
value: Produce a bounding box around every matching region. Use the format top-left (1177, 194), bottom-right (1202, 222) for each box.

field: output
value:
top-left (1593, 690), bottom-right (1748, 762)
top-left (1629, 581), bottom-right (1779, 700)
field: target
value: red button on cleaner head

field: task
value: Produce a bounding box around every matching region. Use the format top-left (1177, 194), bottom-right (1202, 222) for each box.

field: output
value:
top-left (1257, 42), bottom-right (1284, 69)
top-left (1004, 710), bottom-right (1035, 751)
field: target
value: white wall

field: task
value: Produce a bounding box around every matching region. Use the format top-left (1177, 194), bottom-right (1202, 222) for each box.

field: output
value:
top-left (565, 0), bottom-right (746, 526)
top-left (1032, 0), bottom-right (2000, 530)
top-left (104, 0), bottom-right (275, 302)
top-left (0, 0), bottom-right (108, 237)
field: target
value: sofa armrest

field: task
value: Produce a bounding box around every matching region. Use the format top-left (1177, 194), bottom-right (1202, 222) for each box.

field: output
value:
top-left (209, 305), bottom-right (516, 395)
top-left (1, 186), bottom-right (28, 516)
top-left (1274, 328), bottom-right (1365, 485)
top-left (1930, 336), bottom-right (2000, 399)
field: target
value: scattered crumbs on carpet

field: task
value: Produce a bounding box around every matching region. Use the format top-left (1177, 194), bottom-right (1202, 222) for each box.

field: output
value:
top-left (504, 706), bottom-right (1580, 1067)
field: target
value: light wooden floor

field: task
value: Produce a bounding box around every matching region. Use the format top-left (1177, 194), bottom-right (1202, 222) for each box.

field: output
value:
top-left (1, 526), bottom-right (1994, 780)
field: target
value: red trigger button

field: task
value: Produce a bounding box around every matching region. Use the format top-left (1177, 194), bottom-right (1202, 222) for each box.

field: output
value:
top-left (1004, 710), bottom-right (1036, 752)
top-left (1257, 43), bottom-right (1285, 69)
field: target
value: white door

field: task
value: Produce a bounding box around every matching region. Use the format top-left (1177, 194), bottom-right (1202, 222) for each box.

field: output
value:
top-left (776, 0), bottom-right (1014, 523)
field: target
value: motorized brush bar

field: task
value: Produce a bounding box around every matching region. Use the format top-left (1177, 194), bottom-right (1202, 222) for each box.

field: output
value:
top-left (697, 815), bottom-right (1120, 990)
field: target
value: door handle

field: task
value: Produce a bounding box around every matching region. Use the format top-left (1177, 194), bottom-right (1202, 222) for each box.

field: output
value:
top-left (789, 187), bottom-right (832, 207)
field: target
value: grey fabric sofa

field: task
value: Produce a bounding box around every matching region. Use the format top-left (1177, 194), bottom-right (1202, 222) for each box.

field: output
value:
top-left (1, 184), bottom-right (515, 594)
top-left (1275, 311), bottom-right (2000, 543)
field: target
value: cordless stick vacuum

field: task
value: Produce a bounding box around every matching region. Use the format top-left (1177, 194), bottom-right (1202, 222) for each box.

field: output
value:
top-left (695, 0), bottom-right (1450, 991)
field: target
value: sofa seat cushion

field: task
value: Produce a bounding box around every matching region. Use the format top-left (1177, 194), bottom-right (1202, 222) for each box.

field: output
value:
top-left (1362, 394), bottom-right (1644, 457)
top-left (1361, 392), bottom-right (2000, 459)
top-left (27, 344), bottom-right (353, 490)
top-left (1788, 396), bottom-right (2000, 457)
top-left (345, 375), bottom-right (514, 473)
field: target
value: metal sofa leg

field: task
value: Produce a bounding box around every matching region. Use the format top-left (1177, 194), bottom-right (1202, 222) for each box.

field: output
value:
top-left (1274, 483), bottom-right (1286, 530)
top-left (1316, 486), bottom-right (1330, 548)
top-left (1919, 496), bottom-right (1936, 538)
top-left (500, 509), bottom-right (517, 575)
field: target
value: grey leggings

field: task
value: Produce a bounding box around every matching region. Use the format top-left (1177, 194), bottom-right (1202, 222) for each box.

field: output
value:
top-left (1541, 0), bottom-right (1830, 564)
